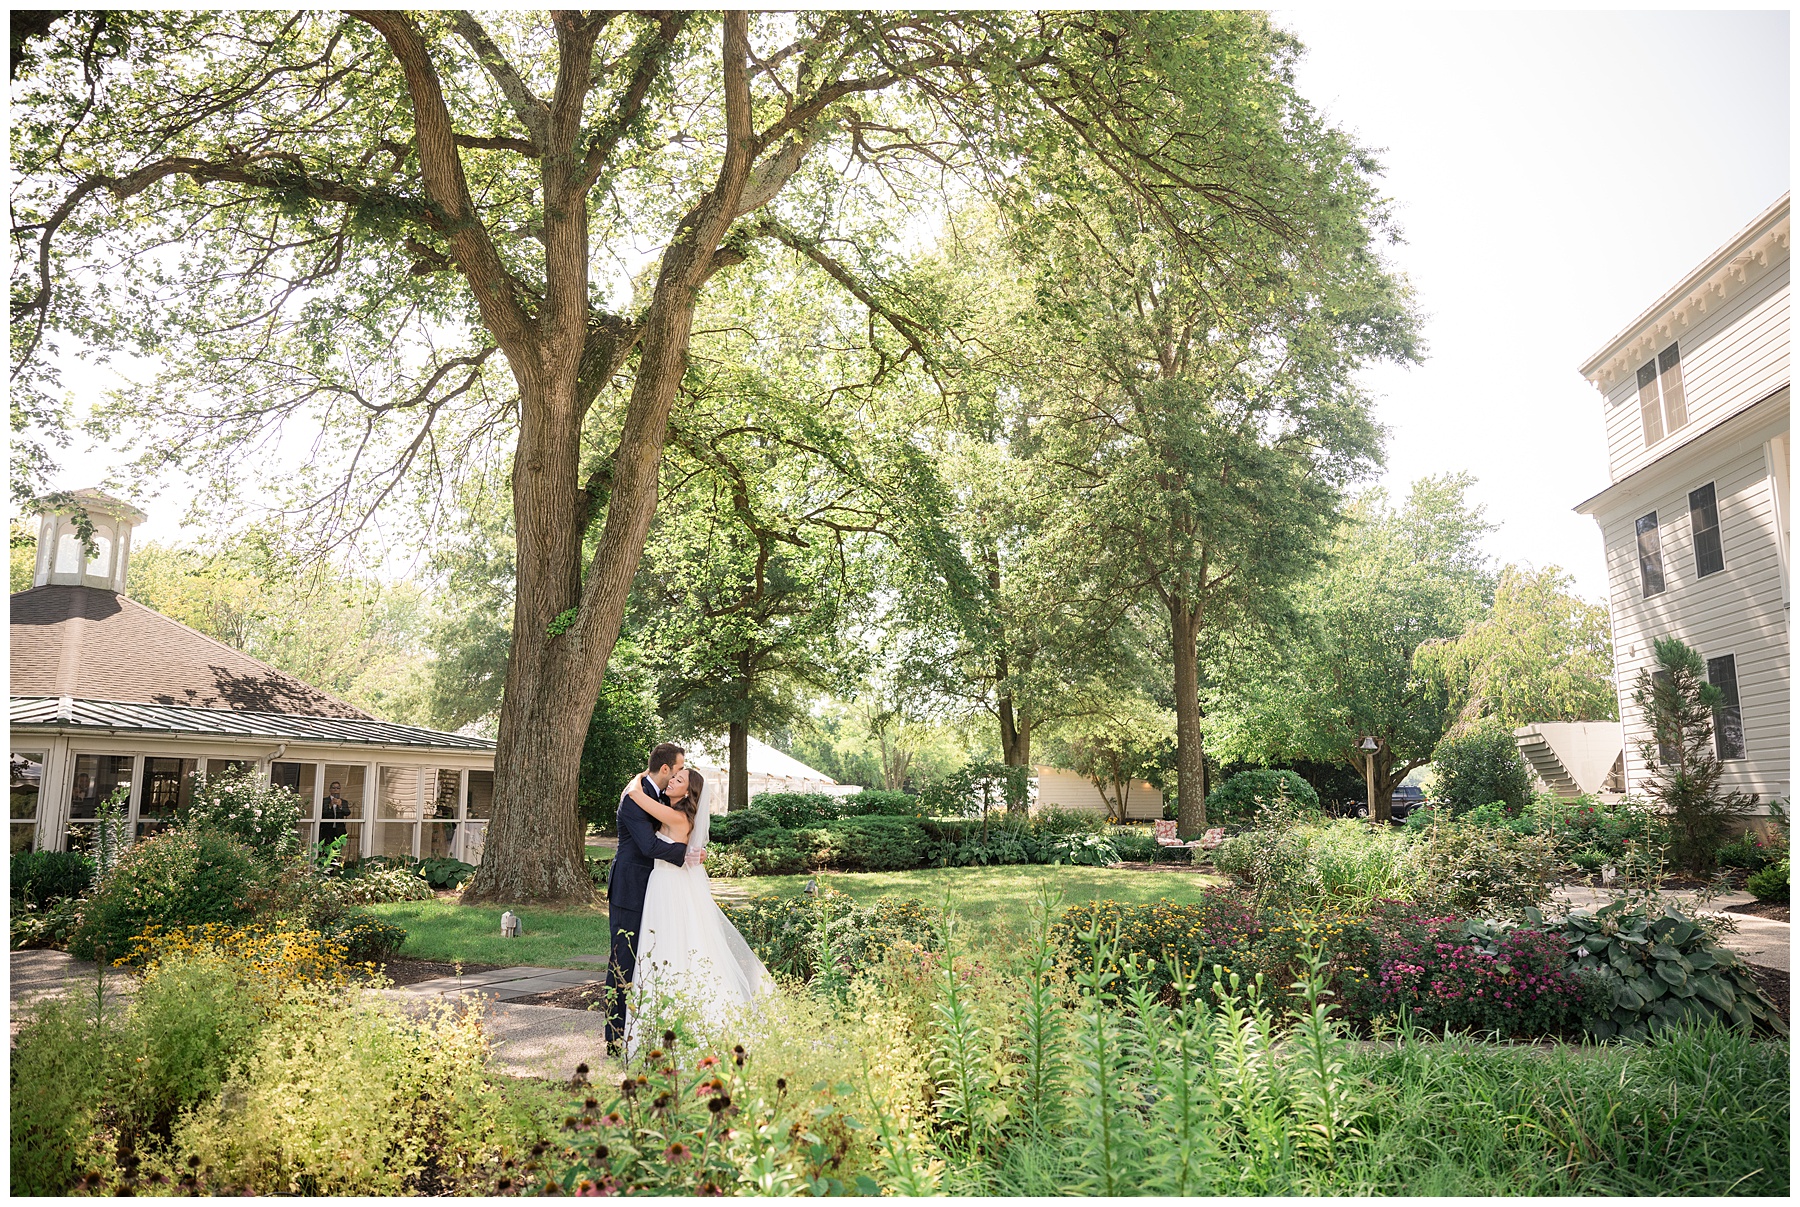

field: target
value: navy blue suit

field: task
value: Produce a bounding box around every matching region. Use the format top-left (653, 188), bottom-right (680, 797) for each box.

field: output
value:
top-left (605, 773), bottom-right (688, 1046)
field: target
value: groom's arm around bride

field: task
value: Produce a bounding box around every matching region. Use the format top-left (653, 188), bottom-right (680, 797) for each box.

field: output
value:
top-left (603, 743), bottom-right (688, 1051)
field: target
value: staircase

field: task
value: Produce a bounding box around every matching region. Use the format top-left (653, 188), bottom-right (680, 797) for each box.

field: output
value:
top-left (1516, 729), bottom-right (1581, 796)
top-left (1512, 722), bottom-right (1626, 798)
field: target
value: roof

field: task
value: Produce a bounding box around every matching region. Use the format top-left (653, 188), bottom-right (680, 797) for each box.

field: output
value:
top-left (1573, 384), bottom-right (1789, 516)
top-left (11, 584), bottom-right (369, 719)
top-left (10, 695), bottom-right (495, 752)
top-left (1579, 192), bottom-right (1790, 380)
top-left (686, 735), bottom-right (844, 784)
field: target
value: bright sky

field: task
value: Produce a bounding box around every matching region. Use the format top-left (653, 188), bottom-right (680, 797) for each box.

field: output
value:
top-left (1275, 8), bottom-right (1790, 600)
top-left (38, 9), bottom-right (1792, 604)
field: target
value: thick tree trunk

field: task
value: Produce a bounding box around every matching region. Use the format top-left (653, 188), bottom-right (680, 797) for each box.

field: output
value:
top-left (1170, 595), bottom-right (1207, 839)
top-left (1346, 747), bottom-right (1398, 825)
top-left (728, 720), bottom-right (750, 813)
top-left (998, 690), bottom-right (1032, 766)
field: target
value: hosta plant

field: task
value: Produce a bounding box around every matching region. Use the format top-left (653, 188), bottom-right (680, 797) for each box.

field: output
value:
top-left (1541, 900), bottom-right (1786, 1040)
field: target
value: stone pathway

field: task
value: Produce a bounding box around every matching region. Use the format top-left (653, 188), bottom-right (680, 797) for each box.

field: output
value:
top-left (1549, 885), bottom-right (1788, 972)
top-left (398, 964), bottom-right (605, 1002)
top-left (8, 949), bottom-right (134, 1039)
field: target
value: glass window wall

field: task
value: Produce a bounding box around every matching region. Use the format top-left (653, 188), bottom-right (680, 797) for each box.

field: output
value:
top-left (11, 752), bottom-right (44, 853)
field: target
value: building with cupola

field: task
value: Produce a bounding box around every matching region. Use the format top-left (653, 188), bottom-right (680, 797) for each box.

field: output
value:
top-left (9, 489), bottom-right (497, 861)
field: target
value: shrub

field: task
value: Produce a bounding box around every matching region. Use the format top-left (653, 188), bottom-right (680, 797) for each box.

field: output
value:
top-left (1107, 825), bottom-right (1162, 862)
top-left (842, 789), bottom-right (927, 817)
top-left (69, 829), bottom-right (264, 961)
top-left (724, 891), bottom-right (938, 983)
top-left (1215, 819), bottom-right (1428, 911)
top-left (1058, 892), bottom-right (1262, 1000)
top-left (11, 849), bottom-right (95, 906)
top-left (126, 920), bottom-right (360, 987)
top-left (750, 792), bottom-right (847, 828)
top-left (586, 856), bottom-right (610, 891)
top-left (185, 766), bottom-right (306, 861)
top-left (1049, 831), bottom-right (1121, 866)
top-left (1411, 821), bottom-right (1558, 917)
top-left (808, 816), bottom-right (928, 872)
top-left (704, 848), bottom-right (755, 878)
top-left (1430, 720), bottom-right (1532, 815)
top-left (734, 827), bottom-right (810, 876)
top-left (1526, 793), bottom-right (1668, 869)
top-left (11, 895), bottom-right (84, 950)
top-left (922, 761), bottom-right (1032, 818)
top-left (1364, 912), bottom-right (1603, 1038)
top-left (324, 911), bottom-right (409, 962)
top-left (418, 856), bottom-right (476, 889)
top-left (1746, 858), bottom-right (1788, 903)
top-left (341, 865), bottom-right (436, 903)
top-left (1552, 900), bottom-right (1785, 1040)
top-left (1632, 636), bottom-right (1758, 871)
top-left (711, 807), bottom-right (785, 845)
top-left (152, 991), bottom-right (521, 1195)
top-left (1204, 769), bottom-right (1321, 825)
top-left (1717, 829), bottom-right (1777, 872)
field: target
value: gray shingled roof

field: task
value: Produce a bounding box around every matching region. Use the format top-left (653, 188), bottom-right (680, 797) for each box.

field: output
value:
top-left (11, 696), bottom-right (494, 752)
top-left (11, 585), bottom-right (370, 718)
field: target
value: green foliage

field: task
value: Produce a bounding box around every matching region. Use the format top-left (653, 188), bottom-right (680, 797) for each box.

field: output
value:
top-left (803, 816), bottom-right (929, 873)
top-left (1415, 563), bottom-right (1617, 729)
top-left (10, 848), bottom-right (95, 905)
top-left (1747, 859), bottom-right (1788, 903)
top-left (1048, 832), bottom-right (1122, 867)
top-left (578, 671), bottom-right (658, 834)
top-left (711, 808), bottom-right (785, 845)
top-left (1633, 637), bottom-right (1759, 871)
top-left (1204, 769), bottom-right (1321, 826)
top-left (1106, 826), bottom-right (1163, 862)
top-left (731, 828), bottom-right (812, 876)
top-left (340, 864), bottom-right (436, 904)
top-left (1429, 720), bottom-right (1532, 816)
top-left (185, 765), bottom-right (305, 861)
top-left (323, 911), bottom-right (408, 962)
top-left (11, 894), bottom-right (85, 949)
top-left (1216, 819), bottom-right (1428, 912)
top-left (724, 891), bottom-right (938, 984)
top-left (923, 762), bottom-right (1033, 819)
top-left (69, 829), bottom-right (263, 960)
top-left (9, 992), bottom-right (113, 1194)
top-left (416, 856), bottom-right (476, 890)
top-left (1550, 900), bottom-right (1785, 1041)
top-left (1716, 830), bottom-right (1776, 871)
top-left (842, 790), bottom-right (927, 817)
top-left (746, 792), bottom-right (848, 829)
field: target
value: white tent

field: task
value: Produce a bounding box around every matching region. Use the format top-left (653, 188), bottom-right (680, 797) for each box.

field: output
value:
top-left (685, 736), bottom-right (861, 813)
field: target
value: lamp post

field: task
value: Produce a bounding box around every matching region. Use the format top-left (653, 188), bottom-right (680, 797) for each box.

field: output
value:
top-left (1358, 735), bottom-right (1380, 823)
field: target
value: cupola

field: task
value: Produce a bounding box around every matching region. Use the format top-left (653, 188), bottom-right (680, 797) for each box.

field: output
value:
top-left (33, 488), bottom-right (146, 594)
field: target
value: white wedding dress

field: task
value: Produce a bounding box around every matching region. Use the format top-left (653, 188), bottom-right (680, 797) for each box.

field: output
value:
top-left (624, 781), bottom-right (770, 1058)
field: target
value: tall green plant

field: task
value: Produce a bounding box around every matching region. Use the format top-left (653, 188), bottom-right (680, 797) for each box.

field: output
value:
top-left (1632, 637), bottom-right (1757, 871)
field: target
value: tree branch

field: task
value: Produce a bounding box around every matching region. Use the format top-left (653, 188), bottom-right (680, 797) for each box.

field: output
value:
top-left (448, 10), bottom-right (549, 145)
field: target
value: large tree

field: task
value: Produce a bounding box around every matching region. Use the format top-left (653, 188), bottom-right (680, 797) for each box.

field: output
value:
top-left (1210, 475), bottom-right (1497, 822)
top-left (13, 10), bottom-right (1382, 899)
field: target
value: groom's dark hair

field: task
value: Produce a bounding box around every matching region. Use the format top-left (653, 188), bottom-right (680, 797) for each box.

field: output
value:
top-left (647, 742), bottom-right (685, 774)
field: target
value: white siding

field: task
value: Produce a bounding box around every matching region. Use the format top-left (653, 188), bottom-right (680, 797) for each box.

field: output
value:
top-left (1604, 251), bottom-right (1789, 481)
top-left (1601, 439), bottom-right (1789, 805)
top-left (1033, 766), bottom-right (1164, 821)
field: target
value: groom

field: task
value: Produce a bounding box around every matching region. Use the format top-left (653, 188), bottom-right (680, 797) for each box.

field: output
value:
top-left (604, 741), bottom-right (690, 1052)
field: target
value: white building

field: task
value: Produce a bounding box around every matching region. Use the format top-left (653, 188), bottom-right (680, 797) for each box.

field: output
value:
top-left (684, 735), bottom-right (861, 812)
top-left (1575, 195), bottom-right (1789, 812)
top-left (10, 491), bottom-right (498, 862)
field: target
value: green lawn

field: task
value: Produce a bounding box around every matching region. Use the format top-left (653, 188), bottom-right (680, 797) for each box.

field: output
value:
top-left (365, 899), bottom-right (614, 968)
top-left (367, 864), bottom-right (1224, 966)
top-left (726, 864), bottom-right (1226, 947)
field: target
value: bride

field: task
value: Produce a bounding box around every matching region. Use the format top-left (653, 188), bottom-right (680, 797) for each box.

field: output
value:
top-left (620, 766), bottom-right (769, 1055)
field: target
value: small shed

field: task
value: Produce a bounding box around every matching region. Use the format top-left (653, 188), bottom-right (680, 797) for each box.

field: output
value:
top-left (10, 491), bottom-right (497, 862)
top-left (1032, 766), bottom-right (1164, 822)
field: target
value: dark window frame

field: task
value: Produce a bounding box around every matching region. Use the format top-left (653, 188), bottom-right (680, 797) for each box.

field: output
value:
top-left (1689, 481), bottom-right (1724, 578)
top-left (1636, 511), bottom-right (1666, 597)
top-left (1706, 653), bottom-right (1747, 761)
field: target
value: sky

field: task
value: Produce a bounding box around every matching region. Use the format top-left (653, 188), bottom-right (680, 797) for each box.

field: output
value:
top-left (1274, 8), bottom-right (1790, 600)
top-left (35, 10), bottom-right (1793, 604)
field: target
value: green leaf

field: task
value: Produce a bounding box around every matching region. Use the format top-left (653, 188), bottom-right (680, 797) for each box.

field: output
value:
top-left (1653, 961), bottom-right (1687, 988)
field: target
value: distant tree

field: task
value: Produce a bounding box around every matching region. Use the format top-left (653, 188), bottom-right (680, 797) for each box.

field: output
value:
top-left (1210, 476), bottom-right (1496, 823)
top-left (1633, 636), bottom-right (1758, 871)
top-left (1429, 719), bottom-right (1533, 815)
top-left (1047, 686), bottom-right (1175, 823)
top-left (1417, 564), bottom-right (1616, 731)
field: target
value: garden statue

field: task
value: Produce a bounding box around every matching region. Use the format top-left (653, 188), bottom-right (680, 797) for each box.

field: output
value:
top-left (501, 910), bottom-right (521, 938)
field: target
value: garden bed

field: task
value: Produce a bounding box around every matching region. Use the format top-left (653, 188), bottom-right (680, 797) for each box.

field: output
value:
top-left (1741, 963), bottom-right (1789, 1024)
top-left (1726, 900), bottom-right (1791, 922)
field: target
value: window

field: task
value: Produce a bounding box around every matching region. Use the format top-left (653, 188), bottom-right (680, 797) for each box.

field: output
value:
top-left (272, 761), bottom-right (318, 848)
top-left (67, 754), bottom-right (134, 853)
top-left (1706, 655), bottom-right (1746, 761)
top-left (54, 530), bottom-right (82, 576)
top-left (376, 765), bottom-right (422, 858)
top-left (139, 757), bottom-right (196, 838)
top-left (320, 764), bottom-right (366, 861)
top-left (1636, 511), bottom-right (1665, 596)
top-left (11, 752), bottom-right (44, 854)
top-left (1689, 482), bottom-right (1724, 578)
top-left (1635, 342), bottom-right (1689, 446)
top-left (464, 770), bottom-right (494, 864)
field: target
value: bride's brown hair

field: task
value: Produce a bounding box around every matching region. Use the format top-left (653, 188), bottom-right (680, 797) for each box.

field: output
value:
top-left (672, 768), bottom-right (703, 819)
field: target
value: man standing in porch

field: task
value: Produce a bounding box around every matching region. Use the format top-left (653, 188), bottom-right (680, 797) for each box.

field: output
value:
top-left (604, 743), bottom-right (690, 1052)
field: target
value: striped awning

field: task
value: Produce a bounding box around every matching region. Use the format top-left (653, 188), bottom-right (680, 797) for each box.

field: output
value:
top-left (10, 695), bottom-right (494, 753)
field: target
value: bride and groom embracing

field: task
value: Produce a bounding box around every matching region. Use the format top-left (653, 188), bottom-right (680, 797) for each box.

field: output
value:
top-left (604, 742), bottom-right (769, 1057)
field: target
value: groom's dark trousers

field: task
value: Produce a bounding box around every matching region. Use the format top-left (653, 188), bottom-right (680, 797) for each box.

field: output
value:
top-left (605, 774), bottom-right (688, 1048)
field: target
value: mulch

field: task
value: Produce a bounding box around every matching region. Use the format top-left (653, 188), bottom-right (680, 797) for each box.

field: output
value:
top-left (1725, 900), bottom-right (1791, 922)
top-left (1114, 859), bottom-right (1219, 875)
top-left (1740, 962), bottom-right (1789, 1025)
top-left (508, 982), bottom-right (610, 1011)
top-left (374, 957), bottom-right (507, 986)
